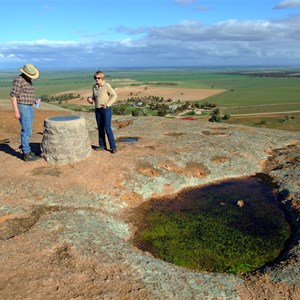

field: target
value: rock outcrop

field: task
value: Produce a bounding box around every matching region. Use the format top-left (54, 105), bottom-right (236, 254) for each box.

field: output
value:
top-left (0, 110), bottom-right (299, 300)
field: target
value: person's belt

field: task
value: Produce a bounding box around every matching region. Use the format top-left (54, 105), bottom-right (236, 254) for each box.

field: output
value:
top-left (17, 102), bottom-right (33, 106)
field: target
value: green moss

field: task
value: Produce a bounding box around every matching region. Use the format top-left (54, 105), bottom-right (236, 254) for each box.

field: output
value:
top-left (133, 176), bottom-right (291, 274)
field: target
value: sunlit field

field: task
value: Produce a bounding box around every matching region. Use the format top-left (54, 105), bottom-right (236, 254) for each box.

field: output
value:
top-left (1, 67), bottom-right (300, 131)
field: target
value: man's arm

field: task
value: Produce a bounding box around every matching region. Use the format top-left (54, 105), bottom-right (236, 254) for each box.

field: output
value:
top-left (11, 95), bottom-right (20, 119)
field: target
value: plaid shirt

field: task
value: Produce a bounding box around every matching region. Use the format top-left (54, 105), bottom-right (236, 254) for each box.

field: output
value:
top-left (10, 75), bottom-right (36, 105)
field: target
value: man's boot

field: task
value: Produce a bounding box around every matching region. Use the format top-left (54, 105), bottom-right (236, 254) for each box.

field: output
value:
top-left (23, 151), bottom-right (41, 162)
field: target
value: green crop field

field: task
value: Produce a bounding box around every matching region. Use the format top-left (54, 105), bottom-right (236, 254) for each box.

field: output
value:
top-left (1, 67), bottom-right (300, 131)
top-left (0, 69), bottom-right (94, 99)
top-left (207, 77), bottom-right (300, 107)
top-left (2, 67), bottom-right (300, 103)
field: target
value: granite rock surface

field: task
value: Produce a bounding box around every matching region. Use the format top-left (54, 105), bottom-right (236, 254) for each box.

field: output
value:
top-left (0, 108), bottom-right (299, 300)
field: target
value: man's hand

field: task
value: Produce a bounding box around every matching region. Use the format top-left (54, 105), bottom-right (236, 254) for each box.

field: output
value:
top-left (14, 111), bottom-right (20, 119)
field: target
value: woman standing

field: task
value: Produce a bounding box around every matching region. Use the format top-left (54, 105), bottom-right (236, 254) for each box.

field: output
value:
top-left (87, 71), bottom-right (118, 153)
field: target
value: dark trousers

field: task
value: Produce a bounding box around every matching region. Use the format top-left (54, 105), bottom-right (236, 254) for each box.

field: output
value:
top-left (95, 107), bottom-right (116, 150)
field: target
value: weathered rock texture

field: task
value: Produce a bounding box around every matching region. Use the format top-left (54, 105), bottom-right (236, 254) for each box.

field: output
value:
top-left (0, 108), bottom-right (299, 300)
top-left (41, 115), bottom-right (91, 165)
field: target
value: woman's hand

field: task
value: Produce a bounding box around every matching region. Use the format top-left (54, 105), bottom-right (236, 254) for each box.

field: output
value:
top-left (87, 96), bottom-right (93, 104)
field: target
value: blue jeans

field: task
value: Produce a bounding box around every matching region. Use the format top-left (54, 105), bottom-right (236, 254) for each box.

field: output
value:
top-left (18, 103), bottom-right (34, 154)
top-left (95, 107), bottom-right (116, 150)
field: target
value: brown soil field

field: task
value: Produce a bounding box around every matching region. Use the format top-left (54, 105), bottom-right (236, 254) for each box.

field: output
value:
top-left (0, 108), bottom-right (72, 141)
top-left (66, 85), bottom-right (225, 105)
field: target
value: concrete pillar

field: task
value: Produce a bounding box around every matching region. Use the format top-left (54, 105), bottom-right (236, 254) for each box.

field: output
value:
top-left (41, 115), bottom-right (91, 165)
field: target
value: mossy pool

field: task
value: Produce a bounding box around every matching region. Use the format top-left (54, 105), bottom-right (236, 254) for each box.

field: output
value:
top-left (132, 175), bottom-right (291, 274)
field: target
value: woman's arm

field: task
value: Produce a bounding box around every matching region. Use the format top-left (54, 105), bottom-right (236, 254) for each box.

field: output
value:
top-left (106, 83), bottom-right (118, 107)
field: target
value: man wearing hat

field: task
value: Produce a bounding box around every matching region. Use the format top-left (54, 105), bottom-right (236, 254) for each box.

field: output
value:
top-left (10, 64), bottom-right (41, 162)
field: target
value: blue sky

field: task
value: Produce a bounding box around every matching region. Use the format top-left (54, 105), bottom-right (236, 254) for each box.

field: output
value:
top-left (1, 0), bottom-right (300, 70)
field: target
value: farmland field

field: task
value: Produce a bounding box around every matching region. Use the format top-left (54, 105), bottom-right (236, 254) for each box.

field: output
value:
top-left (1, 67), bottom-right (300, 131)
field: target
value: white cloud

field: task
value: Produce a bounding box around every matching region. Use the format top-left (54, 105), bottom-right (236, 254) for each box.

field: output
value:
top-left (174, 0), bottom-right (197, 4)
top-left (145, 18), bottom-right (300, 42)
top-left (193, 6), bottom-right (209, 11)
top-left (274, 0), bottom-right (300, 9)
top-left (42, 4), bottom-right (51, 11)
top-left (119, 38), bottom-right (146, 47)
top-left (1, 15), bottom-right (300, 68)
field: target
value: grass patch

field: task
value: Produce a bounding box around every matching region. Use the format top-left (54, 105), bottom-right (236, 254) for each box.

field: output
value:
top-left (52, 103), bottom-right (94, 112)
top-left (221, 103), bottom-right (300, 115)
top-left (133, 176), bottom-right (291, 274)
top-left (225, 112), bottom-right (300, 132)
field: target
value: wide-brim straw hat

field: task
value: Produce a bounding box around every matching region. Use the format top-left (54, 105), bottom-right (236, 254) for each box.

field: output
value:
top-left (19, 64), bottom-right (40, 79)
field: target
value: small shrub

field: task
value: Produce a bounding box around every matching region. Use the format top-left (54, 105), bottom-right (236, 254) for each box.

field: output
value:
top-left (209, 108), bottom-right (221, 122)
top-left (222, 113), bottom-right (231, 120)
top-left (186, 111), bottom-right (196, 116)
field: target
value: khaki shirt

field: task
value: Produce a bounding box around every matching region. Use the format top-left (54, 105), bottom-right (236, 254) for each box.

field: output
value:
top-left (92, 81), bottom-right (117, 108)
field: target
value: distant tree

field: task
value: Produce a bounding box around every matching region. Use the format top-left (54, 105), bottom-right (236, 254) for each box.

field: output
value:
top-left (209, 108), bottom-right (222, 122)
top-left (112, 106), bottom-right (127, 115)
top-left (132, 109), bottom-right (140, 117)
top-left (157, 104), bottom-right (168, 116)
top-left (186, 111), bottom-right (196, 116)
top-left (222, 113), bottom-right (231, 120)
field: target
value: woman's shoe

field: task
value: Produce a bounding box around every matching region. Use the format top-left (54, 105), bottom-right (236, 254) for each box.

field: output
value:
top-left (94, 146), bottom-right (105, 151)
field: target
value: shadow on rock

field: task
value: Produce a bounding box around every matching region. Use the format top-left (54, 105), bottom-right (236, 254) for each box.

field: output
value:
top-left (0, 141), bottom-right (41, 160)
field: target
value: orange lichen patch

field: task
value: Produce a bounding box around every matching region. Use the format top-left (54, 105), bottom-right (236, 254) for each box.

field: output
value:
top-left (149, 183), bottom-right (177, 199)
top-left (263, 143), bottom-right (300, 172)
top-left (121, 191), bottom-right (143, 206)
top-left (291, 199), bottom-right (300, 213)
top-left (159, 160), bottom-right (209, 178)
top-left (202, 130), bottom-right (228, 136)
top-left (211, 156), bottom-right (230, 164)
top-left (259, 159), bottom-right (267, 168)
top-left (32, 194), bottom-right (44, 202)
top-left (159, 160), bottom-right (182, 173)
top-left (208, 126), bottom-right (229, 130)
top-left (0, 214), bottom-right (20, 223)
top-left (164, 132), bottom-right (184, 137)
top-left (136, 162), bottom-right (161, 177)
top-left (113, 120), bottom-right (133, 129)
top-left (185, 162), bottom-right (210, 178)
